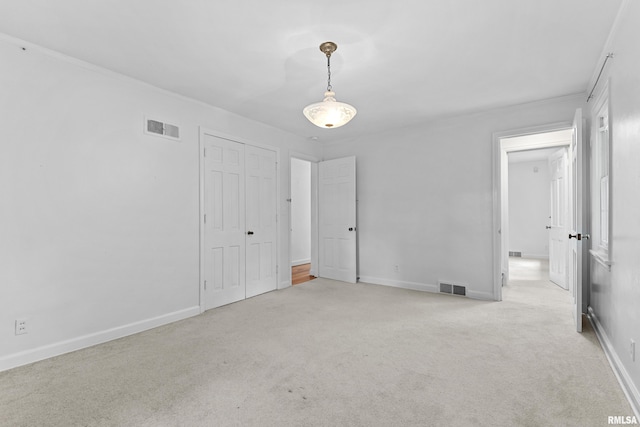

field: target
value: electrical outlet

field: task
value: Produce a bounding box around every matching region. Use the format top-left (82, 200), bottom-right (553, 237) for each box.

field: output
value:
top-left (15, 318), bottom-right (28, 335)
top-left (394, 265), bottom-right (399, 272)
top-left (631, 339), bottom-right (636, 362)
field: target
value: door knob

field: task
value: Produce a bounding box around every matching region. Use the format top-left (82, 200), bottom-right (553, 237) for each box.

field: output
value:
top-left (348, 227), bottom-right (356, 231)
top-left (568, 233), bottom-right (582, 240)
top-left (545, 226), bottom-right (552, 229)
top-left (247, 231), bottom-right (254, 235)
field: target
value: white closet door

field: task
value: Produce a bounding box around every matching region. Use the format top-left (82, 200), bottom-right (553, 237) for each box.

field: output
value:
top-left (203, 135), bottom-right (246, 310)
top-left (245, 145), bottom-right (277, 298)
top-left (319, 156), bottom-right (357, 283)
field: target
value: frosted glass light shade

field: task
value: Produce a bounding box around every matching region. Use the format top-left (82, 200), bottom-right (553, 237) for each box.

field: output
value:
top-left (303, 91), bottom-right (357, 129)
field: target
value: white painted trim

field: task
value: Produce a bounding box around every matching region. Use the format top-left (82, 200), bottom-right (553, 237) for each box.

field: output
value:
top-left (359, 276), bottom-right (438, 293)
top-left (198, 129), bottom-right (207, 313)
top-left (465, 290), bottom-right (495, 301)
top-left (360, 276), bottom-right (494, 301)
top-left (291, 258), bottom-right (311, 267)
top-left (0, 306), bottom-right (200, 373)
top-left (590, 249), bottom-right (612, 271)
top-left (588, 307), bottom-right (640, 419)
top-left (280, 280), bottom-right (292, 289)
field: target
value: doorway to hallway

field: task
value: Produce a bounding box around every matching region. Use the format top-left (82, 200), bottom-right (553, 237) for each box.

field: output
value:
top-left (494, 110), bottom-right (587, 333)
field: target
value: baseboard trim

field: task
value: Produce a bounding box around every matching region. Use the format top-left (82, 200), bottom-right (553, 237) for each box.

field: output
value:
top-left (279, 280), bottom-right (292, 289)
top-left (588, 306), bottom-right (640, 419)
top-left (359, 276), bottom-right (439, 294)
top-left (466, 290), bottom-right (496, 301)
top-left (0, 306), bottom-right (200, 373)
top-left (359, 276), bottom-right (496, 301)
top-left (291, 259), bottom-right (311, 267)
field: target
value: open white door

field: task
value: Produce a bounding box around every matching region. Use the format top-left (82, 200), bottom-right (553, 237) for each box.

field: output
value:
top-left (568, 109), bottom-right (586, 332)
top-left (319, 156), bottom-right (357, 283)
top-left (548, 147), bottom-right (568, 289)
top-left (202, 135), bottom-right (246, 310)
top-left (245, 145), bottom-right (277, 298)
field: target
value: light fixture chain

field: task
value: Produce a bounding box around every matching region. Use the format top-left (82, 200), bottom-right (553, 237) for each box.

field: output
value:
top-left (327, 54), bottom-right (332, 92)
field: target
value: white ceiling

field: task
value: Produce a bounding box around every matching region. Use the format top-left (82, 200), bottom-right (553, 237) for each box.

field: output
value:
top-left (0, 0), bottom-right (622, 143)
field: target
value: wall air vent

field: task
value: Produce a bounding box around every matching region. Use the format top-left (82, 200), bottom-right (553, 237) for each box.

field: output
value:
top-left (145, 117), bottom-right (180, 141)
top-left (439, 282), bottom-right (453, 294)
top-left (453, 285), bottom-right (466, 296)
top-left (508, 251), bottom-right (522, 257)
top-left (439, 281), bottom-right (467, 297)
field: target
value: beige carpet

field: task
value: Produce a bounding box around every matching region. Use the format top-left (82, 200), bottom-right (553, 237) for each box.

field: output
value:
top-left (0, 259), bottom-right (634, 426)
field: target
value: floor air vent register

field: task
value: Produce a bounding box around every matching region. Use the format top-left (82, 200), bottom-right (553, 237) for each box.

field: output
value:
top-left (439, 281), bottom-right (466, 296)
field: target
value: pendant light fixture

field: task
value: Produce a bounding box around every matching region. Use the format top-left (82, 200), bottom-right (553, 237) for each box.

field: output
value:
top-left (303, 42), bottom-right (357, 129)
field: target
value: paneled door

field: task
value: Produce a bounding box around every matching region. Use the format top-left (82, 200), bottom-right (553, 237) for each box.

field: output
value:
top-left (201, 134), bottom-right (278, 310)
top-left (568, 109), bottom-right (586, 332)
top-left (548, 147), bottom-right (568, 289)
top-left (319, 156), bottom-right (357, 283)
top-left (245, 145), bottom-right (277, 298)
top-left (202, 135), bottom-right (246, 310)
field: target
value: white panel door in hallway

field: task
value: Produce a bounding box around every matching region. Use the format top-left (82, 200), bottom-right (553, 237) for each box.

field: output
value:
top-left (245, 145), bottom-right (277, 298)
top-left (201, 134), bottom-right (278, 310)
top-left (569, 109), bottom-right (586, 333)
top-left (548, 147), bottom-right (568, 289)
top-left (202, 135), bottom-right (246, 310)
top-left (319, 156), bottom-right (357, 283)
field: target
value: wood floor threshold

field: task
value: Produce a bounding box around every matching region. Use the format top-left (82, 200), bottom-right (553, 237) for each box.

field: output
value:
top-left (292, 263), bottom-right (315, 285)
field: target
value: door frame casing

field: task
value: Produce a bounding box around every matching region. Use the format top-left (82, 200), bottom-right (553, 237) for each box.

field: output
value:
top-left (198, 127), bottom-right (281, 313)
top-left (492, 122), bottom-right (573, 301)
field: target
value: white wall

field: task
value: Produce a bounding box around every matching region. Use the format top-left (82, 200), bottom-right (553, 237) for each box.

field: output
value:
top-left (0, 36), bottom-right (321, 370)
top-left (323, 95), bottom-right (583, 300)
top-left (508, 160), bottom-right (550, 258)
top-left (587, 0), bottom-right (640, 414)
top-left (290, 158), bottom-right (311, 266)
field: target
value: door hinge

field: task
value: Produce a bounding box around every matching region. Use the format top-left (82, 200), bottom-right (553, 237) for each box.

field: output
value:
top-left (276, 265), bottom-right (278, 274)
top-left (204, 280), bottom-right (207, 290)
top-left (203, 148), bottom-right (206, 157)
top-left (204, 213), bottom-right (207, 224)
